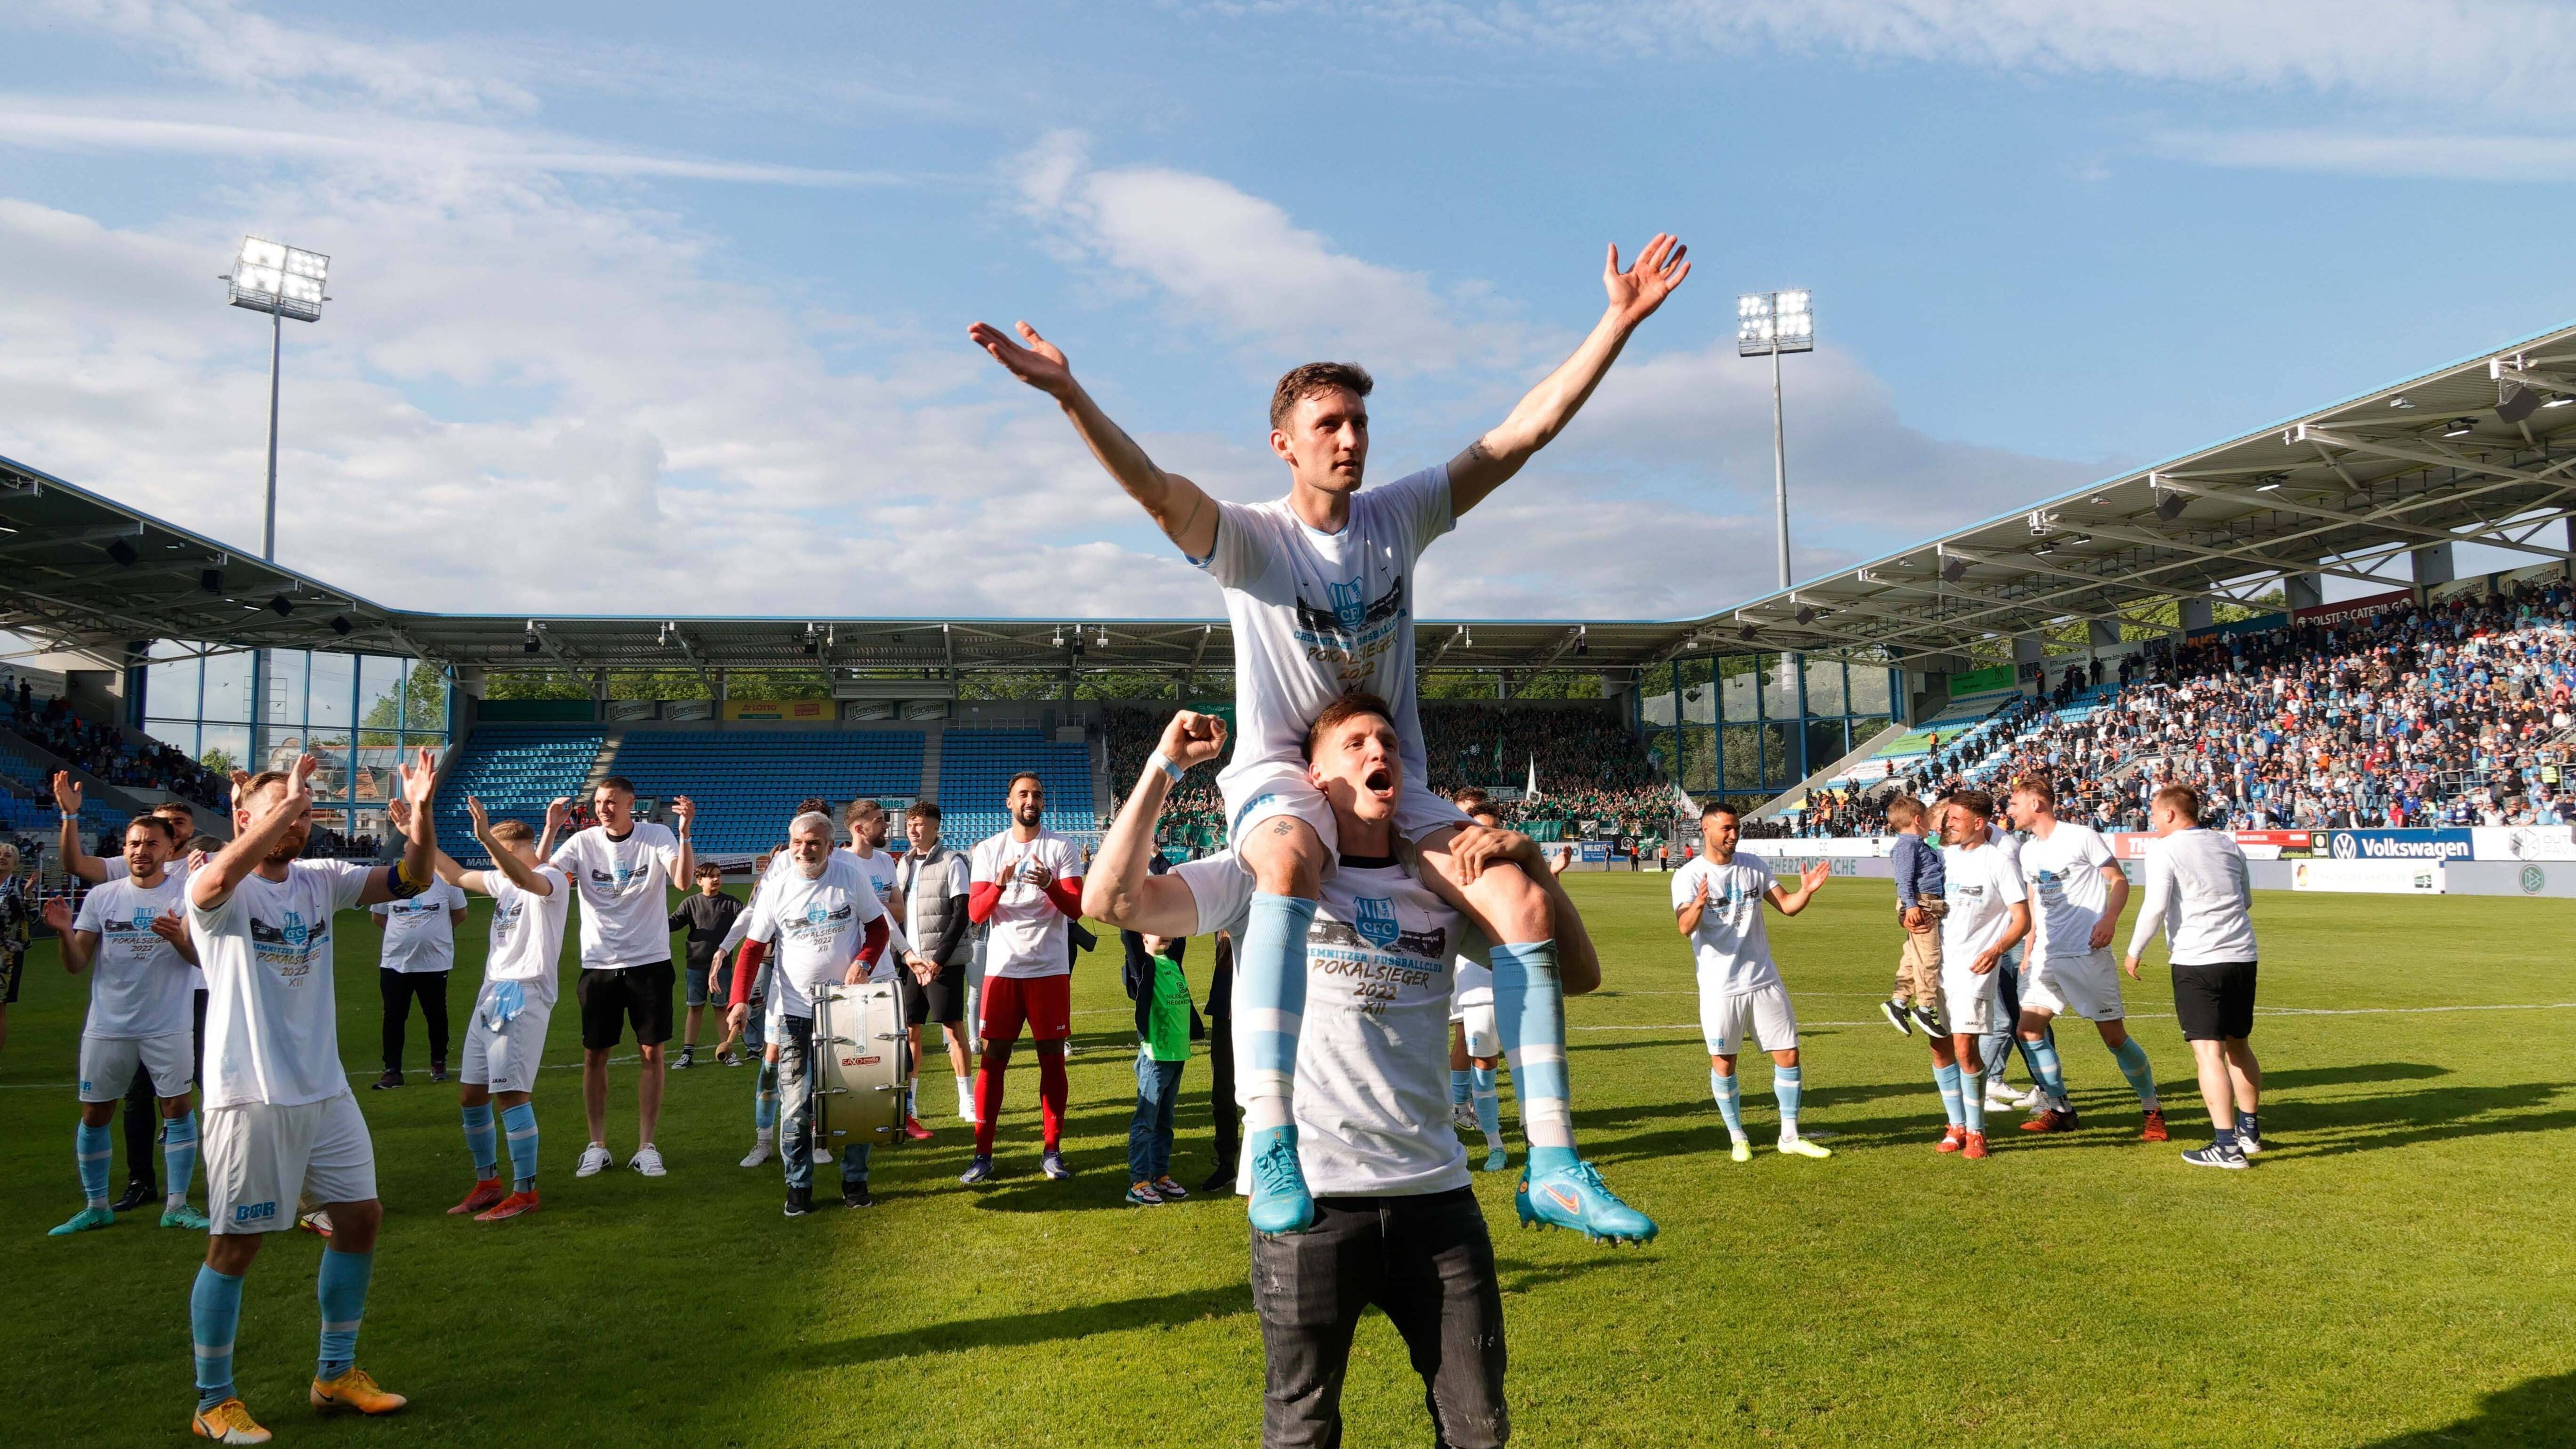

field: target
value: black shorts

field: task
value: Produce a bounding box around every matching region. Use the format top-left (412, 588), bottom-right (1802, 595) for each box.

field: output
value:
top-left (901, 960), bottom-right (966, 1027)
top-left (2172, 960), bottom-right (2258, 1042)
top-left (578, 960), bottom-right (676, 1050)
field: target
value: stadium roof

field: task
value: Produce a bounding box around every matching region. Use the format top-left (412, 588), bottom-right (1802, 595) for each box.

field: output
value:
top-left (9, 315), bottom-right (2576, 681)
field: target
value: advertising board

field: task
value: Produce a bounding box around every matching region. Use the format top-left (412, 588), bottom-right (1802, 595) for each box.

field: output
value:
top-left (2292, 858), bottom-right (2445, 894)
top-left (2321, 829), bottom-right (2473, 862)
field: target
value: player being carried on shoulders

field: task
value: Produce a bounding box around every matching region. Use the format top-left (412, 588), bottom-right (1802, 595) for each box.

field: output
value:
top-left (972, 232), bottom-right (1689, 1236)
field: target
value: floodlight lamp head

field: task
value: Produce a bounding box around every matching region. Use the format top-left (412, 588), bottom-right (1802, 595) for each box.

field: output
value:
top-left (2443, 417), bottom-right (2477, 438)
top-left (1772, 289), bottom-right (1814, 352)
top-left (2026, 509), bottom-right (2058, 537)
top-left (226, 236), bottom-right (330, 323)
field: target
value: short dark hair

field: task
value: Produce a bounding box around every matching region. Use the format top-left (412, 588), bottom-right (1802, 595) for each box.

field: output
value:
top-left (1700, 800), bottom-right (1740, 823)
top-left (156, 800), bottom-right (196, 823)
top-left (2154, 784), bottom-right (2202, 822)
top-left (1269, 362), bottom-right (1373, 431)
top-left (596, 776), bottom-right (636, 797)
top-left (797, 796), bottom-right (832, 818)
top-left (1950, 789), bottom-right (1996, 820)
top-left (1453, 787), bottom-right (1490, 811)
top-left (844, 798), bottom-right (885, 824)
top-left (907, 800), bottom-right (942, 822)
top-left (126, 814), bottom-right (176, 843)
top-left (1007, 771), bottom-right (1044, 795)
top-left (693, 858), bottom-right (724, 876)
top-left (242, 769), bottom-right (293, 800)
top-left (1301, 692), bottom-right (1396, 761)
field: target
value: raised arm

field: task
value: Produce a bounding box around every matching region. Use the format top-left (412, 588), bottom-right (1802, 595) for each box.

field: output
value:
top-left (52, 773), bottom-right (107, 883)
top-left (967, 320), bottom-right (1219, 559)
top-left (1446, 234), bottom-right (1691, 515)
top-left (41, 898), bottom-right (97, 973)
top-left (537, 797), bottom-right (569, 861)
top-left (666, 795), bottom-right (696, 899)
top-left (1084, 711), bottom-right (1226, 935)
top-left (1674, 871), bottom-right (1711, 936)
top-left (469, 797), bottom-right (554, 899)
top-left (353, 746), bottom-right (440, 908)
top-left (193, 756), bottom-right (318, 911)
top-left (1766, 862), bottom-right (1832, 917)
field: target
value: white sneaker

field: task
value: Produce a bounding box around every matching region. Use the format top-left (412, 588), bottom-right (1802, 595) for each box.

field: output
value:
top-left (575, 1143), bottom-right (615, 1178)
top-left (814, 1143), bottom-right (834, 1164)
top-left (956, 1080), bottom-right (978, 1123)
top-left (630, 1144), bottom-right (667, 1178)
top-left (1451, 1101), bottom-right (1480, 1133)
top-left (1984, 1082), bottom-right (2022, 1112)
top-left (739, 1133), bottom-right (774, 1168)
top-left (2013, 1088), bottom-right (2045, 1114)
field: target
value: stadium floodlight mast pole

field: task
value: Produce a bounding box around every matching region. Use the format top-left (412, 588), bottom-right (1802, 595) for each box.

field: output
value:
top-left (221, 236), bottom-right (332, 562)
top-left (1737, 289), bottom-right (1814, 591)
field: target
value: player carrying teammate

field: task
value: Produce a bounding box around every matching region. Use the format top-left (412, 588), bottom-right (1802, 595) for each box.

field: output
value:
top-left (182, 751), bottom-right (440, 1443)
top-left (1670, 802), bottom-right (1835, 1162)
top-left (2005, 778), bottom-right (2167, 1140)
top-left (43, 813), bottom-right (206, 1234)
top-left (971, 231), bottom-right (1688, 1235)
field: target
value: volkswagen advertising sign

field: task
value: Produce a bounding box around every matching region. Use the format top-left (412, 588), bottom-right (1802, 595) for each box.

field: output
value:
top-left (2324, 829), bottom-right (2473, 862)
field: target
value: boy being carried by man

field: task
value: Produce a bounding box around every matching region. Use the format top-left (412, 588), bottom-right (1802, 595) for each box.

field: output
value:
top-left (1882, 795), bottom-right (1946, 1037)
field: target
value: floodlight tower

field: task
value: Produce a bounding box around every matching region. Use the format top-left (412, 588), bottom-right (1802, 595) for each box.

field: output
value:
top-left (1737, 289), bottom-right (1813, 591)
top-left (222, 236), bottom-right (332, 562)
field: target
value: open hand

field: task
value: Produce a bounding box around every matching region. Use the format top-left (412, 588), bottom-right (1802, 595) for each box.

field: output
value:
top-left (41, 897), bottom-right (71, 933)
top-left (386, 798), bottom-right (412, 834)
top-left (395, 746), bottom-right (437, 811)
top-left (1159, 710), bottom-right (1228, 772)
top-left (968, 320), bottom-right (1075, 397)
top-left (1015, 855), bottom-right (1056, 891)
top-left (669, 795), bottom-right (696, 832)
top-left (49, 771), bottom-right (79, 814)
top-left (1800, 861), bottom-right (1832, 894)
top-left (545, 797), bottom-right (572, 833)
top-left (466, 796), bottom-right (493, 839)
top-left (150, 912), bottom-right (187, 945)
top-left (1604, 233), bottom-right (1690, 324)
top-left (282, 755), bottom-right (319, 815)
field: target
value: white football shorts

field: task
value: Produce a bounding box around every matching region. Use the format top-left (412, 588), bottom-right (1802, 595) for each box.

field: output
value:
top-left (2024, 947), bottom-right (2126, 1023)
top-left (460, 988), bottom-right (556, 1096)
top-left (205, 1093), bottom-right (377, 1234)
top-left (78, 1031), bottom-right (193, 1102)
top-left (1938, 958), bottom-right (2005, 1036)
top-left (1700, 981), bottom-right (1799, 1056)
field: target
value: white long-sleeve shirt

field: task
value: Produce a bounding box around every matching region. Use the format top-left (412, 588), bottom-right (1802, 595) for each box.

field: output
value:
top-left (2125, 828), bottom-right (2259, 966)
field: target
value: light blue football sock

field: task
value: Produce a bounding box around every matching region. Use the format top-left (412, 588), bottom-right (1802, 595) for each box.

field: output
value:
top-left (2026, 1037), bottom-right (2071, 1105)
top-left (1711, 1070), bottom-right (1747, 1140)
top-left (1239, 893), bottom-right (1318, 1134)
top-left (1470, 1064), bottom-right (1502, 1144)
top-left (1961, 1070), bottom-right (1986, 1133)
top-left (461, 1102), bottom-right (498, 1179)
top-left (755, 1062), bottom-right (779, 1132)
top-left (1450, 1068), bottom-right (1472, 1109)
top-left (1772, 1065), bottom-right (1804, 1138)
top-left (1493, 939), bottom-right (1574, 1173)
top-left (76, 1120), bottom-right (112, 1207)
top-left (2110, 1037), bottom-right (2161, 1110)
top-left (1933, 1063), bottom-right (1965, 1128)
top-left (315, 1248), bottom-right (372, 1382)
top-left (163, 1111), bottom-right (198, 1206)
top-left (191, 1265), bottom-right (243, 1407)
top-left (501, 1102), bottom-right (539, 1192)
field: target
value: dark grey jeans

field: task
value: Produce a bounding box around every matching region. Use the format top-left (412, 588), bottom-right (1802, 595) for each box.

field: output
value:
top-left (1252, 1187), bottom-right (1508, 1448)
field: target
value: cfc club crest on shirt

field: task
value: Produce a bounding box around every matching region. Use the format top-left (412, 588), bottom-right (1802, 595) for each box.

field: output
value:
top-left (1353, 895), bottom-right (1400, 949)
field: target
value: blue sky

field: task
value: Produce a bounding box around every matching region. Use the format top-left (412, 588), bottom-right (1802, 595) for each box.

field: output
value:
top-left (5, 0), bottom-right (2575, 621)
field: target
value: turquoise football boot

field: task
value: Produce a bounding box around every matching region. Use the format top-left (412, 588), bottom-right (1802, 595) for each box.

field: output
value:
top-left (1245, 1124), bottom-right (1314, 1235)
top-left (1515, 1160), bottom-right (1657, 1245)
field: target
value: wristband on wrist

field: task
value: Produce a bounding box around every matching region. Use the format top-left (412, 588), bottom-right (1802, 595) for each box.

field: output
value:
top-left (1146, 751), bottom-right (1184, 784)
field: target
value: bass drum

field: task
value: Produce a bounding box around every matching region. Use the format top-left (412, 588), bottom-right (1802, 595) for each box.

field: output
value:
top-left (812, 981), bottom-right (911, 1154)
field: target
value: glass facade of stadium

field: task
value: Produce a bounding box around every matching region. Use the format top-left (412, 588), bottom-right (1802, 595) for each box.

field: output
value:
top-left (1635, 654), bottom-right (1899, 812)
top-left (135, 643), bottom-right (452, 845)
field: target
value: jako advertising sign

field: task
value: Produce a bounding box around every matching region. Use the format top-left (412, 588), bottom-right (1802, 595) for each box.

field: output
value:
top-left (2324, 829), bottom-right (2473, 862)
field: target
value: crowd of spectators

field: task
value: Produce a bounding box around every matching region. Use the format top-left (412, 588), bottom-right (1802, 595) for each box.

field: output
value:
top-left (1794, 581), bottom-right (2576, 837)
top-left (1103, 706), bottom-right (1229, 849)
top-left (5, 689), bottom-right (228, 810)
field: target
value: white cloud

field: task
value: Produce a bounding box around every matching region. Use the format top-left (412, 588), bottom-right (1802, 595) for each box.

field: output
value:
top-left (1012, 131), bottom-right (1525, 377)
top-left (0, 101), bottom-right (919, 186)
top-left (2151, 127), bottom-right (2576, 183)
top-left (1281, 0), bottom-right (2576, 117)
top-left (36, 0), bottom-right (535, 115)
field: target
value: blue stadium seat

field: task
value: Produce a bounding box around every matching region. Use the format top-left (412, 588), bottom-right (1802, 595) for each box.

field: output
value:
top-left (432, 726), bottom-right (605, 864)
top-left (606, 730), bottom-right (924, 855)
top-left (935, 730), bottom-right (1093, 850)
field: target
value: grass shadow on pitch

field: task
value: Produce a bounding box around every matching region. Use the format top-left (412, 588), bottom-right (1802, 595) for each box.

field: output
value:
top-left (788, 1282), bottom-right (1258, 1368)
top-left (2256, 1081), bottom-right (2576, 1160)
top-left (2258, 1061), bottom-right (2449, 1090)
top-left (2357, 1370), bottom-right (2576, 1447)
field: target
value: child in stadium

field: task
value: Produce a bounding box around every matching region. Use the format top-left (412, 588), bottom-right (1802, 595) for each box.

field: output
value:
top-left (1883, 795), bottom-right (1946, 1036)
top-left (1126, 933), bottom-right (1195, 1206)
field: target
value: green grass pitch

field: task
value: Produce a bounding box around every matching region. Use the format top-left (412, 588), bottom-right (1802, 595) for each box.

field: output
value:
top-left (3, 874), bottom-right (2572, 1446)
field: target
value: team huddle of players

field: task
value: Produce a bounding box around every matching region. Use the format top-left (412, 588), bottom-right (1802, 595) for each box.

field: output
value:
top-left (28, 227), bottom-right (2263, 1449)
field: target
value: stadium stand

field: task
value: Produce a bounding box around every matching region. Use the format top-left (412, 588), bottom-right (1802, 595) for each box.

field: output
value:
top-left (606, 729), bottom-right (925, 855)
top-left (1789, 581), bottom-right (2576, 836)
top-left (1100, 701), bottom-right (1673, 851)
top-left (429, 726), bottom-right (606, 864)
top-left (934, 729), bottom-right (1093, 849)
top-left (2, 689), bottom-right (227, 812)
